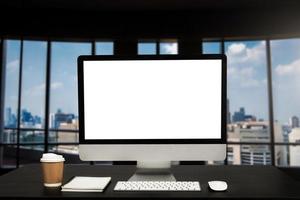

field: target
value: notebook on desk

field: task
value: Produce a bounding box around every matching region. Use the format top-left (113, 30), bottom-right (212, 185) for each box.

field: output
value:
top-left (61, 176), bottom-right (111, 192)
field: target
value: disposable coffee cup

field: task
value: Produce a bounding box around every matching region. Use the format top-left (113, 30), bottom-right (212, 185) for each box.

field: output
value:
top-left (40, 153), bottom-right (65, 187)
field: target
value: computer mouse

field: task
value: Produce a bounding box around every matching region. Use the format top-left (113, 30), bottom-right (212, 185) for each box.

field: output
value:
top-left (208, 181), bottom-right (228, 191)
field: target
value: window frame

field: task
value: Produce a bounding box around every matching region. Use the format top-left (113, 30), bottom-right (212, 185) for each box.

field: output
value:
top-left (1, 36), bottom-right (300, 168)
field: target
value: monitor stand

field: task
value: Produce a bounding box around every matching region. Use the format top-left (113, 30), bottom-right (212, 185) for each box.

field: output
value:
top-left (128, 161), bottom-right (176, 181)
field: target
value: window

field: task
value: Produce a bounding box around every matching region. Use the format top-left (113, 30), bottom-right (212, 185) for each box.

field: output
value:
top-left (159, 40), bottom-right (178, 55)
top-left (138, 39), bottom-right (178, 55)
top-left (225, 40), bottom-right (271, 165)
top-left (1, 37), bottom-right (300, 168)
top-left (3, 40), bottom-right (21, 130)
top-left (48, 42), bottom-right (91, 155)
top-left (20, 41), bottom-right (47, 130)
top-left (96, 42), bottom-right (114, 55)
top-left (138, 42), bottom-right (157, 55)
top-left (271, 39), bottom-right (300, 166)
top-left (202, 41), bottom-right (221, 54)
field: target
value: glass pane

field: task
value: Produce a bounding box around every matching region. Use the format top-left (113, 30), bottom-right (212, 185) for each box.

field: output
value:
top-left (3, 40), bottom-right (21, 129)
top-left (159, 40), bottom-right (178, 55)
top-left (20, 41), bottom-right (47, 128)
top-left (241, 145), bottom-right (271, 165)
top-left (19, 130), bottom-right (44, 144)
top-left (49, 130), bottom-right (79, 143)
top-left (225, 41), bottom-right (270, 142)
top-left (19, 145), bottom-right (44, 165)
top-left (138, 42), bottom-right (156, 55)
top-left (1, 129), bottom-right (17, 144)
top-left (271, 39), bottom-right (300, 142)
top-left (275, 145), bottom-right (289, 166)
top-left (50, 42), bottom-right (91, 130)
top-left (0, 145), bottom-right (17, 168)
top-left (95, 42), bottom-right (114, 55)
top-left (202, 42), bottom-right (221, 54)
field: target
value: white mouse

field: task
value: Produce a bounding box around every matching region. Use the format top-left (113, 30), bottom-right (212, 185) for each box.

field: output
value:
top-left (208, 181), bottom-right (228, 191)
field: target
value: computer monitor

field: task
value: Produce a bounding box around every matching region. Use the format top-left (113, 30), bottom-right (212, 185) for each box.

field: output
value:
top-left (78, 55), bottom-right (227, 181)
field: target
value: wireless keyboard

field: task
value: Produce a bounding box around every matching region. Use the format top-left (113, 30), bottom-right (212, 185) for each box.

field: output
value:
top-left (114, 181), bottom-right (201, 191)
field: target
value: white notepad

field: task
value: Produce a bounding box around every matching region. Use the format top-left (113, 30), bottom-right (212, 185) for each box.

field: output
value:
top-left (61, 176), bottom-right (111, 192)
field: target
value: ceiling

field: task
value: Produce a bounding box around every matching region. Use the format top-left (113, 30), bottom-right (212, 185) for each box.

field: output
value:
top-left (2, 0), bottom-right (300, 11)
top-left (1, 0), bottom-right (300, 39)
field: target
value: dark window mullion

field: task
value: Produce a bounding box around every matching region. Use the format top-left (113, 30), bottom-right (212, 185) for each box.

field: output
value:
top-left (221, 39), bottom-right (228, 166)
top-left (266, 39), bottom-right (276, 166)
top-left (156, 40), bottom-right (159, 55)
top-left (0, 38), bottom-right (5, 146)
top-left (44, 41), bottom-right (51, 153)
top-left (16, 40), bottom-right (24, 168)
top-left (92, 40), bottom-right (95, 55)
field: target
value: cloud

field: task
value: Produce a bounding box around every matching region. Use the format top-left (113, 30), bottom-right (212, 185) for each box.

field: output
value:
top-left (161, 43), bottom-right (178, 54)
top-left (227, 43), bottom-right (246, 55)
top-left (7, 59), bottom-right (19, 73)
top-left (226, 41), bottom-right (265, 65)
top-left (228, 66), bottom-right (261, 88)
top-left (226, 41), bottom-right (266, 88)
top-left (23, 83), bottom-right (45, 96)
top-left (51, 82), bottom-right (63, 90)
top-left (23, 81), bottom-right (63, 97)
top-left (275, 58), bottom-right (300, 76)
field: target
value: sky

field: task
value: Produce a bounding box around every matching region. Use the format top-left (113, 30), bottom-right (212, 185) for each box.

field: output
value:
top-left (3, 39), bottom-right (300, 126)
top-left (203, 39), bottom-right (300, 123)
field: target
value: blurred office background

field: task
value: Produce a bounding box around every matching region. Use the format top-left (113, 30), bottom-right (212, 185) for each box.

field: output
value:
top-left (1, 0), bottom-right (300, 172)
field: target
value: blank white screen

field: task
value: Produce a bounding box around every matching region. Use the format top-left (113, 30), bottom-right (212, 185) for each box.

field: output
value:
top-left (84, 60), bottom-right (222, 139)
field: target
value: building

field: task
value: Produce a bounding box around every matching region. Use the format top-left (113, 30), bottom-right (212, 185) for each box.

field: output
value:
top-left (5, 107), bottom-right (17, 128)
top-left (54, 109), bottom-right (75, 129)
top-left (5, 107), bottom-right (11, 127)
top-left (227, 122), bottom-right (287, 165)
top-left (49, 113), bottom-right (55, 129)
top-left (289, 128), bottom-right (300, 166)
top-left (227, 124), bottom-right (241, 165)
top-left (232, 107), bottom-right (245, 122)
top-left (289, 116), bottom-right (300, 128)
top-left (50, 119), bottom-right (79, 154)
top-left (232, 107), bottom-right (256, 123)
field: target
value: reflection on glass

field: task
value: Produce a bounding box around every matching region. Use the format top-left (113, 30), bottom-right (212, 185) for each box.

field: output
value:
top-left (50, 42), bottom-right (91, 130)
top-left (271, 39), bottom-right (300, 146)
top-left (138, 42), bottom-right (156, 55)
top-left (3, 40), bottom-right (21, 129)
top-left (159, 40), bottom-right (178, 55)
top-left (49, 144), bottom-right (79, 155)
top-left (19, 130), bottom-right (44, 144)
top-left (49, 131), bottom-right (79, 143)
top-left (202, 42), bottom-right (221, 54)
top-left (19, 145), bottom-right (44, 165)
top-left (20, 41), bottom-right (47, 128)
top-left (1, 129), bottom-right (17, 144)
top-left (225, 41), bottom-right (270, 144)
top-left (1, 145), bottom-right (17, 168)
top-left (96, 42), bottom-right (114, 55)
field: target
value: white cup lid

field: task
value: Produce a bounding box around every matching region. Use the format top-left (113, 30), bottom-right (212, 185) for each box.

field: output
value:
top-left (40, 153), bottom-right (65, 162)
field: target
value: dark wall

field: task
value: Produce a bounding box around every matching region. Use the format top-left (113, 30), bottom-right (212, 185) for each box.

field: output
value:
top-left (1, 0), bottom-right (300, 39)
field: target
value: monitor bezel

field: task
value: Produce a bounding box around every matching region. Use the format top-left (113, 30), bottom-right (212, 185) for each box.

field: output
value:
top-left (78, 55), bottom-right (227, 144)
